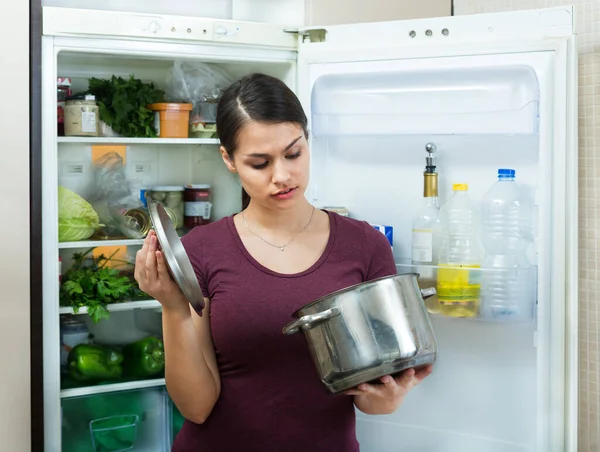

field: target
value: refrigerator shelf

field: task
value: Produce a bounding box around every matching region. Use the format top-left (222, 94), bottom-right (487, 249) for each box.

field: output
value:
top-left (59, 300), bottom-right (161, 315)
top-left (59, 238), bottom-right (145, 249)
top-left (396, 261), bottom-right (538, 323)
top-left (57, 137), bottom-right (220, 145)
top-left (60, 378), bottom-right (166, 399)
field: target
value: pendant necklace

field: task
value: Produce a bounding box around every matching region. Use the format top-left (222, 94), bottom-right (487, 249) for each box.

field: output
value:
top-left (241, 206), bottom-right (316, 252)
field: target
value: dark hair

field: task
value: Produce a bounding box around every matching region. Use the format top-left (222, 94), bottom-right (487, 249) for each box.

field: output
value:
top-left (216, 73), bottom-right (309, 210)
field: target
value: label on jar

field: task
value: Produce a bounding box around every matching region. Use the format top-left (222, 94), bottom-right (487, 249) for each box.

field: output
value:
top-left (81, 111), bottom-right (97, 133)
top-left (411, 229), bottom-right (433, 262)
top-left (185, 201), bottom-right (212, 219)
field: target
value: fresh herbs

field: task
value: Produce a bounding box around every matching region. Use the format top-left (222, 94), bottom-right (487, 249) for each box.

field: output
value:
top-left (86, 75), bottom-right (165, 138)
top-left (60, 248), bottom-right (146, 323)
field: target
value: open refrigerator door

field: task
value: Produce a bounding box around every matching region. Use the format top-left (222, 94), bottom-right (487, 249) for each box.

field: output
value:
top-left (296, 6), bottom-right (577, 452)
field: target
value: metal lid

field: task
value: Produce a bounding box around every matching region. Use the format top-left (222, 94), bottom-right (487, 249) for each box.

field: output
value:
top-left (146, 197), bottom-right (205, 316)
top-left (151, 185), bottom-right (184, 192)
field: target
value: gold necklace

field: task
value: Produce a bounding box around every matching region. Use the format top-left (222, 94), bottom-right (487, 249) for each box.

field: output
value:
top-left (241, 206), bottom-right (316, 252)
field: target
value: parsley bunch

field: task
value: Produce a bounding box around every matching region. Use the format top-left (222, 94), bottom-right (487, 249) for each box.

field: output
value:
top-left (60, 248), bottom-right (146, 323)
top-left (86, 75), bottom-right (165, 138)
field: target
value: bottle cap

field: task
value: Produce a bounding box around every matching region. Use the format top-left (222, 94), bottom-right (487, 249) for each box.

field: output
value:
top-left (498, 168), bottom-right (516, 178)
top-left (453, 183), bottom-right (468, 191)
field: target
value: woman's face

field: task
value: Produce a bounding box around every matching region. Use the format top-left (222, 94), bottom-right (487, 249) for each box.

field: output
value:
top-left (221, 121), bottom-right (310, 210)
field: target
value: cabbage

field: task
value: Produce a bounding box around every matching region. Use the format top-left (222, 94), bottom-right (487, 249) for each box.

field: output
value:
top-left (58, 186), bottom-right (101, 242)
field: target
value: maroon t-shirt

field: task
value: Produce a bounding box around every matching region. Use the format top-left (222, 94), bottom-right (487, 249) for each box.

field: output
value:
top-left (173, 210), bottom-right (397, 452)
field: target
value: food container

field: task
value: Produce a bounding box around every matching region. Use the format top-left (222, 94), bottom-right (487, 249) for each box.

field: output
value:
top-left (282, 273), bottom-right (438, 393)
top-left (89, 414), bottom-right (139, 452)
top-left (64, 94), bottom-right (99, 137)
top-left (184, 184), bottom-right (212, 228)
top-left (323, 206), bottom-right (350, 217)
top-left (57, 77), bottom-right (72, 137)
top-left (149, 103), bottom-right (193, 138)
top-left (189, 123), bottom-right (217, 139)
top-left (60, 315), bottom-right (90, 372)
top-left (121, 208), bottom-right (152, 238)
top-left (148, 186), bottom-right (184, 229)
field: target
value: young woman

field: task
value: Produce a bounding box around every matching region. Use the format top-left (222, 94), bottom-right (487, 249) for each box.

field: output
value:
top-left (134, 73), bottom-right (433, 451)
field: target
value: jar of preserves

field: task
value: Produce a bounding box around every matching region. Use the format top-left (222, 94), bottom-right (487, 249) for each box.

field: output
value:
top-left (64, 94), bottom-right (99, 137)
top-left (184, 184), bottom-right (212, 228)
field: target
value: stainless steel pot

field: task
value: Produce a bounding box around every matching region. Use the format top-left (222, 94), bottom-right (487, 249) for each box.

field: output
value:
top-left (282, 273), bottom-right (437, 393)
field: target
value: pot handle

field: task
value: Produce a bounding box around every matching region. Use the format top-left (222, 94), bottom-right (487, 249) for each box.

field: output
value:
top-left (421, 287), bottom-right (437, 299)
top-left (282, 307), bottom-right (341, 336)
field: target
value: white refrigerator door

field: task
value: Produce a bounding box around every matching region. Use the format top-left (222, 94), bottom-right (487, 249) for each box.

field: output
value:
top-left (297, 6), bottom-right (577, 452)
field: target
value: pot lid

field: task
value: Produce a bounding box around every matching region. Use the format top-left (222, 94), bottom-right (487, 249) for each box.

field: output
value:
top-left (146, 196), bottom-right (205, 315)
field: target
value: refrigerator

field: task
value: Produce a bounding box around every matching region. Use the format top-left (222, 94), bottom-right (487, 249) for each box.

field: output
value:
top-left (39, 4), bottom-right (578, 452)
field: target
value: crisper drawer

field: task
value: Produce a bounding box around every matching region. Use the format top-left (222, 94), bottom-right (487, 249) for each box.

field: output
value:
top-left (61, 387), bottom-right (169, 452)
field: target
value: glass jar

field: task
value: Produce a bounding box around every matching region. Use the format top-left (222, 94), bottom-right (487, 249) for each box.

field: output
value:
top-left (148, 186), bottom-right (184, 229)
top-left (64, 94), bottom-right (99, 137)
top-left (57, 77), bottom-right (72, 137)
top-left (184, 184), bottom-right (213, 228)
top-left (60, 315), bottom-right (90, 372)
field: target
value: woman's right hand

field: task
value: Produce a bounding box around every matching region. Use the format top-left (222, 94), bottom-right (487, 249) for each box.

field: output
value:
top-left (134, 230), bottom-right (189, 314)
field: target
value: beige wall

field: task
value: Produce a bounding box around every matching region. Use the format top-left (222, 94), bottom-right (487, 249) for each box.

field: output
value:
top-left (305, 0), bottom-right (451, 25)
top-left (0, 0), bottom-right (31, 450)
top-left (453, 1), bottom-right (595, 450)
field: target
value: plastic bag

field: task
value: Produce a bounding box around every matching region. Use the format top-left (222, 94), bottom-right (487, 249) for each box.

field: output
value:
top-left (165, 60), bottom-right (233, 126)
top-left (87, 152), bottom-right (146, 239)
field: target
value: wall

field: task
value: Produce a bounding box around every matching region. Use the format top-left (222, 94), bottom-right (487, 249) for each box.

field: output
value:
top-left (305, 0), bottom-right (451, 25)
top-left (0, 0), bottom-right (31, 450)
top-left (453, 1), bottom-right (597, 450)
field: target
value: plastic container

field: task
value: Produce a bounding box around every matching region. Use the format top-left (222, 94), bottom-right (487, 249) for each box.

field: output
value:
top-left (436, 183), bottom-right (482, 318)
top-left (64, 94), bottom-right (99, 137)
top-left (480, 169), bottom-right (535, 321)
top-left (149, 103), bottom-right (192, 138)
top-left (184, 184), bottom-right (212, 228)
top-left (89, 414), bottom-right (139, 452)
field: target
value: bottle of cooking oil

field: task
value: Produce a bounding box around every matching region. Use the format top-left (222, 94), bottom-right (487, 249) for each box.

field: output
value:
top-left (436, 183), bottom-right (482, 318)
top-left (411, 143), bottom-right (441, 314)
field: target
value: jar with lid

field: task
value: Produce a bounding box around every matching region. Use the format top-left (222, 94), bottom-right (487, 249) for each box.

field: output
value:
top-left (60, 315), bottom-right (90, 372)
top-left (184, 184), bottom-right (213, 228)
top-left (64, 94), bottom-right (99, 137)
top-left (148, 186), bottom-right (184, 229)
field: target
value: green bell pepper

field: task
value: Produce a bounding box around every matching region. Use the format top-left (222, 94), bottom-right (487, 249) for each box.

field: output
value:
top-left (67, 344), bottom-right (124, 382)
top-left (123, 336), bottom-right (165, 378)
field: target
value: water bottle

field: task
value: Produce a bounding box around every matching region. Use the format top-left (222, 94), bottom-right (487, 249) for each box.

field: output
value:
top-left (480, 169), bottom-right (533, 321)
top-left (436, 183), bottom-right (482, 318)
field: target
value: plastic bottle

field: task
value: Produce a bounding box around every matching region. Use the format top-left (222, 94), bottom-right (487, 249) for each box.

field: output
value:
top-left (480, 169), bottom-right (533, 321)
top-left (436, 183), bottom-right (482, 318)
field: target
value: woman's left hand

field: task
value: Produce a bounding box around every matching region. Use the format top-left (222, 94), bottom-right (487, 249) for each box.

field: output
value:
top-left (344, 365), bottom-right (434, 415)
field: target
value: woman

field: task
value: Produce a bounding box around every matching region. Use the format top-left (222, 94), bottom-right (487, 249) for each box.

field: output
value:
top-left (135, 73), bottom-right (433, 451)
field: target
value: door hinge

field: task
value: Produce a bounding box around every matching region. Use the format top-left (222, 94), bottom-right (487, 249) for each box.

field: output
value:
top-left (284, 28), bottom-right (327, 43)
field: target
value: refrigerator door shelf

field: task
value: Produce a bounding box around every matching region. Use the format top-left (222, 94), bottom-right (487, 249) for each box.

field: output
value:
top-left (310, 65), bottom-right (541, 137)
top-left (396, 261), bottom-right (538, 324)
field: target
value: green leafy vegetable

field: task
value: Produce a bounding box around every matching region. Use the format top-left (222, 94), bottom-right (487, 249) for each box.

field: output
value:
top-left (86, 75), bottom-right (165, 138)
top-left (58, 186), bottom-right (102, 242)
top-left (60, 248), bottom-right (146, 323)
